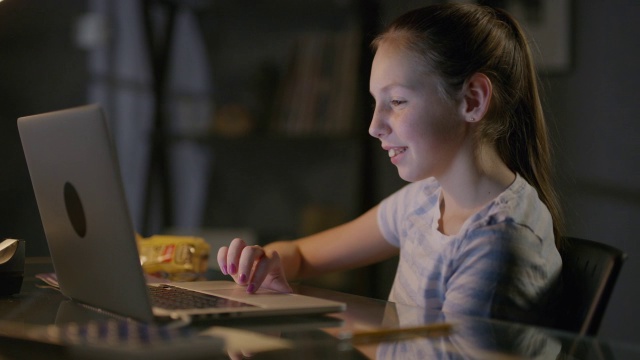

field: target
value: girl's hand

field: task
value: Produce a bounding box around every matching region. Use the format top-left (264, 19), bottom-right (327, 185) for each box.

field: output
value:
top-left (217, 238), bottom-right (293, 294)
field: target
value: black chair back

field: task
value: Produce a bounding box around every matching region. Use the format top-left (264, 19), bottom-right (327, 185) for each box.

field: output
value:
top-left (555, 237), bottom-right (626, 336)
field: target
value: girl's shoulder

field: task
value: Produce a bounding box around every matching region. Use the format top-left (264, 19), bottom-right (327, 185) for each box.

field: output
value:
top-left (463, 174), bottom-right (553, 240)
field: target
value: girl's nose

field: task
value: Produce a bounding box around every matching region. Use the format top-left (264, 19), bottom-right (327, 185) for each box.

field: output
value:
top-left (368, 107), bottom-right (390, 139)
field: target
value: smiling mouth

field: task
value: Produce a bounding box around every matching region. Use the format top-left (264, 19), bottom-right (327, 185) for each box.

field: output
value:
top-left (388, 148), bottom-right (407, 158)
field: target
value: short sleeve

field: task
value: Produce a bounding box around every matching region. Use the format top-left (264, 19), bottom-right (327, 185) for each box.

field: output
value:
top-left (441, 222), bottom-right (554, 323)
top-left (377, 181), bottom-right (429, 248)
top-left (377, 195), bottom-right (401, 247)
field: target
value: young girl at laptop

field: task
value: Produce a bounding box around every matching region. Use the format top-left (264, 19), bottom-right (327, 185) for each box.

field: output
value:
top-left (217, 3), bottom-right (563, 324)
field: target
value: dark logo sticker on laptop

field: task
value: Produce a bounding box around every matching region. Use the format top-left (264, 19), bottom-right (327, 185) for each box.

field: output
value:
top-left (64, 182), bottom-right (87, 238)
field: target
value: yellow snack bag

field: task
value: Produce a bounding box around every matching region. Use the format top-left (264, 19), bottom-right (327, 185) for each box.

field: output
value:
top-left (136, 234), bottom-right (210, 281)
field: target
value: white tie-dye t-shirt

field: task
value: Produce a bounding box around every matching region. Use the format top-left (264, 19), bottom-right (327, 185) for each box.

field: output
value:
top-left (377, 174), bottom-right (561, 323)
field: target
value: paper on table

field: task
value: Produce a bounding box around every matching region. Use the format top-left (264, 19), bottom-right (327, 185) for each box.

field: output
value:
top-left (36, 272), bottom-right (60, 288)
top-left (200, 326), bottom-right (293, 354)
top-left (0, 239), bottom-right (19, 263)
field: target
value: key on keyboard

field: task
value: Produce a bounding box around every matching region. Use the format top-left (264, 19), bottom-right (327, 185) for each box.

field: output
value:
top-left (148, 285), bottom-right (255, 310)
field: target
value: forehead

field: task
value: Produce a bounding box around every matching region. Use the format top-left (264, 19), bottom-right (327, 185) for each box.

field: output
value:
top-left (370, 43), bottom-right (434, 92)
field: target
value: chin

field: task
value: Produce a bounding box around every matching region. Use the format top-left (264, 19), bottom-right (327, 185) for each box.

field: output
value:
top-left (397, 168), bottom-right (431, 183)
top-left (397, 171), bottom-right (419, 183)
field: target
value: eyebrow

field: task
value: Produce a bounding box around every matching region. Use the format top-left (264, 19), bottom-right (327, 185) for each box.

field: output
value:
top-left (370, 83), bottom-right (418, 98)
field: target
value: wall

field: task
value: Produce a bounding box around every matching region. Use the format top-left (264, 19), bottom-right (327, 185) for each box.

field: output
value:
top-left (0, 0), bottom-right (87, 256)
top-left (544, 1), bottom-right (640, 343)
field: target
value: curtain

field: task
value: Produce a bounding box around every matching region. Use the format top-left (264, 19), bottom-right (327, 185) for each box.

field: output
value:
top-left (82, 0), bottom-right (214, 234)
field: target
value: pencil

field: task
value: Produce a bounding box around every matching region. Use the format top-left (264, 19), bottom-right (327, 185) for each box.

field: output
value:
top-left (341, 322), bottom-right (453, 344)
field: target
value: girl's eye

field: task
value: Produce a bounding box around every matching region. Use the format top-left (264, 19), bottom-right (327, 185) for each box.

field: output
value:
top-left (390, 100), bottom-right (406, 107)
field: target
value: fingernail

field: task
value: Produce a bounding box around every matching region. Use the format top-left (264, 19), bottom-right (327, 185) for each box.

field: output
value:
top-left (247, 283), bottom-right (255, 293)
top-left (221, 264), bottom-right (228, 275)
top-left (239, 273), bottom-right (247, 283)
top-left (229, 263), bottom-right (237, 275)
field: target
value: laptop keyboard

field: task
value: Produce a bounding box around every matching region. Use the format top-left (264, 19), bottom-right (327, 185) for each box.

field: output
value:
top-left (148, 284), bottom-right (256, 310)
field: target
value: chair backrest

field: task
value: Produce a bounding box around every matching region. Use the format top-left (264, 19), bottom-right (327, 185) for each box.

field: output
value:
top-left (555, 237), bottom-right (626, 336)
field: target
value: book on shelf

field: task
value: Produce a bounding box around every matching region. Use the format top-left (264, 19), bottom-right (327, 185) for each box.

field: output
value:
top-left (273, 27), bottom-right (361, 137)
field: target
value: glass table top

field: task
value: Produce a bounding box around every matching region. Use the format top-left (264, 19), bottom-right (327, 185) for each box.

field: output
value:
top-left (0, 258), bottom-right (638, 359)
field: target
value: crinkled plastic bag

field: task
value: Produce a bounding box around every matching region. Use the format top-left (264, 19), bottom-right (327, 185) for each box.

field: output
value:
top-left (136, 234), bottom-right (210, 281)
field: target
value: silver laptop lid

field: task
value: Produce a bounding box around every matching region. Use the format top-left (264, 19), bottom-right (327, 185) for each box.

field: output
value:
top-left (18, 104), bottom-right (154, 322)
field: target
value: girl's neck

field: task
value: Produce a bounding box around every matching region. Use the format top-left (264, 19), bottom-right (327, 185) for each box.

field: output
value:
top-left (436, 142), bottom-right (515, 235)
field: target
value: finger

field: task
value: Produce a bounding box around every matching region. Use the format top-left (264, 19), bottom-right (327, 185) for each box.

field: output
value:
top-left (226, 238), bottom-right (247, 275)
top-left (227, 350), bottom-right (253, 360)
top-left (247, 252), bottom-right (271, 293)
top-left (262, 251), bottom-right (293, 293)
top-left (216, 246), bottom-right (229, 275)
top-left (238, 245), bottom-right (265, 285)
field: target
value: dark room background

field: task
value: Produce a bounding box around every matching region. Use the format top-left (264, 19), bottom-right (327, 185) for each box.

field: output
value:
top-left (0, 0), bottom-right (638, 344)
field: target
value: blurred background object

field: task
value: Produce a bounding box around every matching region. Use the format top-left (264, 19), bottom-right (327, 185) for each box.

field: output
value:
top-left (0, 0), bottom-right (638, 344)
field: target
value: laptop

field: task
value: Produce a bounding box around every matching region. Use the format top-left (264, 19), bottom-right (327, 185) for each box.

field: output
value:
top-left (17, 104), bottom-right (345, 323)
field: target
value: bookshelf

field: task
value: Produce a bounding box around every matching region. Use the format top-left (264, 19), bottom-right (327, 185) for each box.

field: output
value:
top-left (193, 1), bottom-right (371, 139)
top-left (164, 0), bottom-right (394, 298)
top-left (272, 27), bottom-right (362, 137)
top-left (192, 0), bottom-right (378, 229)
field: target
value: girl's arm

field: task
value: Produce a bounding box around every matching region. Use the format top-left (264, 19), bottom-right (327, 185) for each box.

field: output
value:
top-left (218, 205), bottom-right (399, 292)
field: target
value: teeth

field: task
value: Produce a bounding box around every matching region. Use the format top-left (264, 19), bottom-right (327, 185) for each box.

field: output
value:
top-left (388, 148), bottom-right (406, 157)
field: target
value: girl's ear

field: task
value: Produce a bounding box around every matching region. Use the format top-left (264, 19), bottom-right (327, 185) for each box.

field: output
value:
top-left (461, 73), bottom-right (492, 123)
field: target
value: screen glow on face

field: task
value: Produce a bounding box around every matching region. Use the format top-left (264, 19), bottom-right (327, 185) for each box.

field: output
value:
top-left (369, 44), bottom-right (465, 182)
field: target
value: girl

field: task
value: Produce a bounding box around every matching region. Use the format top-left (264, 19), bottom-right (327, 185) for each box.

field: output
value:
top-left (217, 3), bottom-right (563, 324)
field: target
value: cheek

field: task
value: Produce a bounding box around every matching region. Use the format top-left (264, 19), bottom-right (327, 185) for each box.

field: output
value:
top-left (428, 106), bottom-right (465, 140)
top-left (409, 115), bottom-right (455, 147)
top-left (407, 115), bottom-right (466, 165)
